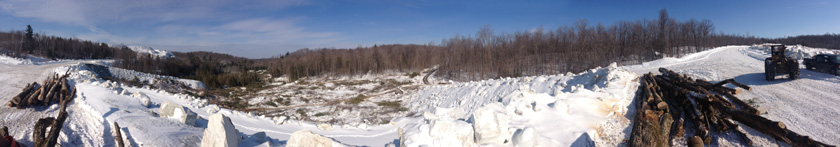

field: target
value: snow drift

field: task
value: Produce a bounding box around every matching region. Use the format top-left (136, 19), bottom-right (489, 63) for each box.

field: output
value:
top-left (403, 63), bottom-right (639, 146)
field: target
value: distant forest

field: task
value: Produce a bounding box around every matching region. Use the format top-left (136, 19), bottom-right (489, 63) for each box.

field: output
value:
top-left (1, 9), bottom-right (838, 86)
top-left (268, 9), bottom-right (765, 81)
top-left (770, 34), bottom-right (840, 49)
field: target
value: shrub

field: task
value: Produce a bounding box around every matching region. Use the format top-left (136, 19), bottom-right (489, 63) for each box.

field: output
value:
top-left (377, 101), bottom-right (408, 111)
top-left (407, 72), bottom-right (421, 78)
top-left (296, 109), bottom-right (307, 116)
top-left (348, 94), bottom-right (367, 104)
top-left (376, 101), bottom-right (402, 108)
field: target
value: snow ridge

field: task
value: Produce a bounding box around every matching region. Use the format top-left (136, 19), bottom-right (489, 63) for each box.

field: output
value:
top-left (404, 63), bottom-right (639, 146)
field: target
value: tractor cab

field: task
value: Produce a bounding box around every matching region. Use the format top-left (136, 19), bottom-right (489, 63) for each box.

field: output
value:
top-left (770, 45), bottom-right (786, 58)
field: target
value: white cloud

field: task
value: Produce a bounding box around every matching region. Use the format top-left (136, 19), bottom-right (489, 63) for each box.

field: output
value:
top-left (0, 0), bottom-right (307, 25)
top-left (149, 18), bottom-right (339, 45)
top-left (0, 0), bottom-right (334, 58)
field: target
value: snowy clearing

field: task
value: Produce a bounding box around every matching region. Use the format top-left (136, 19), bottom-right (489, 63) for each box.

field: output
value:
top-left (0, 45), bottom-right (838, 146)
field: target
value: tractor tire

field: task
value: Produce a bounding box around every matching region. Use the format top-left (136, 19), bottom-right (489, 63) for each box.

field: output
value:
top-left (765, 59), bottom-right (775, 81)
top-left (790, 61), bottom-right (799, 79)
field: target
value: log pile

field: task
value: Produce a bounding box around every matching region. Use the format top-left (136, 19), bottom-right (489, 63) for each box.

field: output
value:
top-left (7, 71), bottom-right (75, 108)
top-left (630, 68), bottom-right (834, 147)
top-left (4, 71), bottom-right (78, 147)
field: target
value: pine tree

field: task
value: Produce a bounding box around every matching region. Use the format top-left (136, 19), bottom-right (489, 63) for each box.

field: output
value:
top-left (24, 25), bottom-right (35, 53)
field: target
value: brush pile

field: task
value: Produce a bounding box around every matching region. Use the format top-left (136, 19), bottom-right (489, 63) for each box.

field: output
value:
top-left (629, 68), bottom-right (833, 147)
top-left (7, 71), bottom-right (75, 108)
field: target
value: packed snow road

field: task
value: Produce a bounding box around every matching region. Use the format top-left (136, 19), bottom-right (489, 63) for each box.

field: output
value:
top-left (624, 45), bottom-right (840, 146)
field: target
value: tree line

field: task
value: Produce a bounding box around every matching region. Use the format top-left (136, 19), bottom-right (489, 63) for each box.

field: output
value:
top-left (114, 51), bottom-right (263, 89)
top-left (770, 34), bottom-right (840, 49)
top-left (267, 9), bottom-right (768, 81)
top-left (0, 25), bottom-right (130, 59)
top-left (2, 9), bottom-right (838, 85)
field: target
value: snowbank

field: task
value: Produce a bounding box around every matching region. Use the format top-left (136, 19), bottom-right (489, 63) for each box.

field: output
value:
top-left (286, 130), bottom-right (346, 147)
top-left (0, 54), bottom-right (83, 65)
top-left (107, 65), bottom-right (209, 90)
top-left (746, 44), bottom-right (840, 61)
top-left (403, 63), bottom-right (639, 146)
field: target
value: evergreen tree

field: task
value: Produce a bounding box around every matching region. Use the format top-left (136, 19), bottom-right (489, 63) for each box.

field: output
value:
top-left (24, 25), bottom-right (34, 53)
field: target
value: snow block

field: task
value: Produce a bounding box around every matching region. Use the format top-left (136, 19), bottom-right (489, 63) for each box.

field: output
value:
top-left (512, 127), bottom-right (537, 147)
top-left (318, 123), bottom-right (333, 131)
top-left (287, 130), bottom-right (343, 147)
top-left (159, 101), bottom-right (197, 126)
top-left (206, 105), bottom-right (220, 113)
top-left (429, 120), bottom-right (475, 146)
top-left (471, 102), bottom-right (511, 144)
top-left (140, 97), bottom-right (151, 108)
top-left (249, 132), bottom-right (266, 143)
top-left (201, 113), bottom-right (241, 147)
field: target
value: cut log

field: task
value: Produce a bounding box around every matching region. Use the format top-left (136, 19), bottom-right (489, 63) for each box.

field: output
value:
top-left (722, 93), bottom-right (760, 115)
top-left (11, 82), bottom-right (38, 107)
top-left (42, 111), bottom-right (68, 147)
top-left (629, 110), bottom-right (670, 147)
top-left (669, 118), bottom-right (684, 138)
top-left (713, 79), bottom-right (752, 91)
top-left (33, 117), bottom-right (54, 147)
top-left (689, 136), bottom-right (704, 147)
top-left (37, 81), bottom-right (50, 103)
top-left (114, 122), bottom-right (125, 147)
top-left (1, 126), bottom-right (8, 137)
top-left (25, 88), bottom-right (42, 107)
top-left (45, 78), bottom-right (64, 105)
top-left (733, 126), bottom-right (753, 146)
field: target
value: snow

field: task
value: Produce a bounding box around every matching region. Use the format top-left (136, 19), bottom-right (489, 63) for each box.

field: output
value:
top-left (1, 44), bottom-right (838, 146)
top-left (471, 103), bottom-right (511, 144)
top-left (403, 63), bottom-right (640, 146)
top-left (126, 46), bottom-right (176, 59)
top-left (200, 113), bottom-right (241, 147)
top-left (286, 130), bottom-right (347, 147)
top-left (106, 65), bottom-right (209, 90)
top-left (511, 127), bottom-right (537, 147)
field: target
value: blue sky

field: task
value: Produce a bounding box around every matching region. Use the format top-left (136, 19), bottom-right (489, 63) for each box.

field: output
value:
top-left (0, 0), bottom-right (838, 58)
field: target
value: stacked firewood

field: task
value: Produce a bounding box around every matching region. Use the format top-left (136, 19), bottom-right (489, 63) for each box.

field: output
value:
top-left (4, 71), bottom-right (77, 147)
top-left (7, 71), bottom-right (75, 108)
top-left (629, 68), bottom-right (833, 147)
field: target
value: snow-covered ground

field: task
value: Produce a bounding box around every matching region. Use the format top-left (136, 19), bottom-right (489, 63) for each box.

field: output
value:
top-left (402, 63), bottom-right (638, 146)
top-left (0, 44), bottom-right (838, 146)
top-left (107, 44), bottom-right (175, 59)
top-left (233, 72), bottom-right (420, 126)
top-left (0, 55), bottom-right (412, 146)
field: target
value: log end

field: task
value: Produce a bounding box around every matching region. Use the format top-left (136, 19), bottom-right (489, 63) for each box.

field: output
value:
top-left (656, 102), bottom-right (669, 111)
top-left (778, 122), bottom-right (786, 130)
top-left (689, 136), bottom-right (704, 147)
